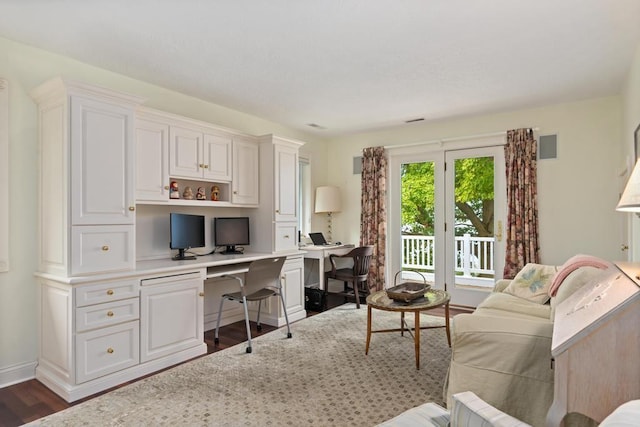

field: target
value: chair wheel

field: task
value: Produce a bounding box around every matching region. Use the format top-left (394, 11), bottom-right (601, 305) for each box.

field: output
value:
top-left (257, 325), bottom-right (262, 332)
top-left (246, 346), bottom-right (252, 353)
top-left (287, 332), bottom-right (292, 339)
top-left (214, 337), bottom-right (219, 344)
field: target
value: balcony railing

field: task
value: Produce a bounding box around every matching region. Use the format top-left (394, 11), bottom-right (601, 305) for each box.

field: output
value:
top-left (402, 234), bottom-right (495, 277)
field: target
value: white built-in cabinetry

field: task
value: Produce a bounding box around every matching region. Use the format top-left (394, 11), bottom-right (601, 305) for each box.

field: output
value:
top-left (32, 78), bottom-right (306, 403)
top-left (253, 135), bottom-right (303, 253)
top-left (135, 108), bottom-right (258, 207)
top-left (31, 78), bottom-right (143, 277)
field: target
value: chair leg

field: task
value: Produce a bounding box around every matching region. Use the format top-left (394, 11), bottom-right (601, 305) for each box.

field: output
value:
top-left (256, 300), bottom-right (263, 332)
top-left (279, 292), bottom-right (293, 339)
top-left (214, 296), bottom-right (226, 344)
top-left (241, 296), bottom-right (253, 353)
top-left (353, 281), bottom-right (361, 309)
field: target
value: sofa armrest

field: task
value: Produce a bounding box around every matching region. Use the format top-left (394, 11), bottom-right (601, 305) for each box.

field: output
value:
top-left (446, 314), bottom-right (554, 426)
top-left (493, 279), bottom-right (512, 293)
top-left (451, 391), bottom-right (532, 427)
top-left (376, 402), bottom-right (449, 427)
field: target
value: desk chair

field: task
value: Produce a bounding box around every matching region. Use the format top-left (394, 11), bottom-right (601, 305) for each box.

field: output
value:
top-left (326, 245), bottom-right (374, 309)
top-left (214, 257), bottom-right (292, 353)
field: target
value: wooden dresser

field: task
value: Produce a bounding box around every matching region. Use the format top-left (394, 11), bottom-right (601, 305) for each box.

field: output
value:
top-left (547, 262), bottom-right (640, 426)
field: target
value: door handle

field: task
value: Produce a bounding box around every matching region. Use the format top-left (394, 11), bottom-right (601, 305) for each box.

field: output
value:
top-left (495, 220), bottom-right (503, 242)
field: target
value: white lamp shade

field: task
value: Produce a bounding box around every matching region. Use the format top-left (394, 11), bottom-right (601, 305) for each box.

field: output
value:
top-left (617, 160), bottom-right (640, 211)
top-left (315, 186), bottom-right (342, 213)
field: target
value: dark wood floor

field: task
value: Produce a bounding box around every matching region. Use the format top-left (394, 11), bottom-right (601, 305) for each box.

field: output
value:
top-left (0, 293), bottom-right (469, 427)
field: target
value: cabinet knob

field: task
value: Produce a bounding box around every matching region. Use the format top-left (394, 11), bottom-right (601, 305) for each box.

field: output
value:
top-left (102, 245), bottom-right (110, 252)
top-left (106, 289), bottom-right (114, 296)
top-left (129, 206), bottom-right (135, 211)
top-left (199, 163), bottom-right (205, 168)
top-left (283, 235), bottom-right (290, 239)
top-left (275, 209), bottom-right (280, 213)
top-left (199, 292), bottom-right (205, 297)
top-left (107, 348), bottom-right (114, 354)
top-left (164, 185), bottom-right (170, 190)
top-left (203, 164), bottom-right (209, 169)
top-left (233, 191), bottom-right (238, 194)
top-left (107, 311), bottom-right (114, 317)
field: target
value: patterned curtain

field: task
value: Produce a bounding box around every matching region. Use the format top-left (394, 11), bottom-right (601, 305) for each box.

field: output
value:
top-left (361, 147), bottom-right (387, 291)
top-left (503, 128), bottom-right (540, 278)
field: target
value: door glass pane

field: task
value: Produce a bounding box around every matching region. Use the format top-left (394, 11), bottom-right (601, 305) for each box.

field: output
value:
top-left (453, 156), bottom-right (495, 288)
top-left (400, 161), bottom-right (435, 283)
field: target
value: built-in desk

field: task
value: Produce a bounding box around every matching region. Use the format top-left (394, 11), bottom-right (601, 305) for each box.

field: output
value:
top-left (302, 244), bottom-right (355, 291)
top-left (35, 249), bottom-right (305, 403)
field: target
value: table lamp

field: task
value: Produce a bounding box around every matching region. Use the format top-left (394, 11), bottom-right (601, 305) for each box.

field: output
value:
top-left (315, 186), bottom-right (342, 242)
top-left (617, 159), bottom-right (640, 214)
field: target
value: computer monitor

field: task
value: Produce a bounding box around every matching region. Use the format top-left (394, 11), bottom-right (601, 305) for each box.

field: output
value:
top-left (169, 213), bottom-right (205, 260)
top-left (214, 217), bottom-right (250, 254)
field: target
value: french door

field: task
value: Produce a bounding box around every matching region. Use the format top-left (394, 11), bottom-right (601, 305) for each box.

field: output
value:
top-left (388, 145), bottom-right (506, 308)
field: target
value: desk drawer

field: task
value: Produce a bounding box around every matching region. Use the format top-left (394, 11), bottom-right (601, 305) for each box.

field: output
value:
top-left (75, 279), bottom-right (139, 307)
top-left (76, 321), bottom-right (139, 383)
top-left (71, 225), bottom-right (134, 275)
top-left (275, 223), bottom-right (298, 252)
top-left (76, 298), bottom-right (140, 332)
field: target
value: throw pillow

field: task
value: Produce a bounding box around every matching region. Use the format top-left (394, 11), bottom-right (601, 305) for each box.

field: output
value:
top-left (503, 263), bottom-right (558, 304)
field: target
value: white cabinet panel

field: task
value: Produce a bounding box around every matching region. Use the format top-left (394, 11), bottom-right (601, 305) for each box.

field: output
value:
top-left (203, 132), bottom-right (232, 181)
top-left (275, 145), bottom-right (298, 222)
top-left (70, 96), bottom-right (135, 225)
top-left (71, 225), bottom-right (135, 275)
top-left (76, 321), bottom-right (139, 383)
top-left (232, 137), bottom-right (259, 205)
top-left (283, 257), bottom-right (304, 314)
top-left (136, 119), bottom-right (169, 201)
top-left (169, 126), bottom-right (202, 178)
top-left (140, 273), bottom-right (204, 363)
top-left (275, 223), bottom-right (298, 252)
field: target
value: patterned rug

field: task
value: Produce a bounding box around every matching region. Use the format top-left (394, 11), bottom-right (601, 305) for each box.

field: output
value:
top-left (28, 304), bottom-right (451, 426)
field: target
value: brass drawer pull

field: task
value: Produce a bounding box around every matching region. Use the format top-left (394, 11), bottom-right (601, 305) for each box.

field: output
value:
top-left (102, 245), bottom-right (110, 251)
top-left (107, 311), bottom-right (114, 317)
top-left (106, 289), bottom-right (114, 296)
top-left (107, 348), bottom-right (114, 354)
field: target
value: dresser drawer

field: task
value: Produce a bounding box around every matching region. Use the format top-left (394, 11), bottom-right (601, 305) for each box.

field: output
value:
top-left (71, 225), bottom-right (135, 275)
top-left (76, 298), bottom-right (140, 332)
top-left (76, 321), bottom-right (139, 383)
top-left (274, 222), bottom-right (298, 252)
top-left (75, 279), bottom-right (139, 307)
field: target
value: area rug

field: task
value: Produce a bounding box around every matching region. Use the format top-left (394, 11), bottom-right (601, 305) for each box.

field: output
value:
top-left (28, 304), bottom-right (451, 426)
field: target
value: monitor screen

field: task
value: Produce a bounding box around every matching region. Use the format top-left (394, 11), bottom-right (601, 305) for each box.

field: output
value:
top-left (170, 213), bottom-right (205, 260)
top-left (214, 217), bottom-right (250, 254)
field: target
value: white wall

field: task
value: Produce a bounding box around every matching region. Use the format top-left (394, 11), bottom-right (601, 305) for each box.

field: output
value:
top-left (324, 96), bottom-right (625, 267)
top-left (0, 36), bottom-right (326, 387)
top-left (622, 43), bottom-right (640, 260)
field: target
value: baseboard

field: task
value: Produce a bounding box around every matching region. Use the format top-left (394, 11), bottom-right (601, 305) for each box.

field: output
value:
top-left (0, 360), bottom-right (37, 388)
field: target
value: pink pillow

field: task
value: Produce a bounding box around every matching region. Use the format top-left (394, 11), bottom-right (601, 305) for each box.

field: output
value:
top-left (548, 255), bottom-right (610, 297)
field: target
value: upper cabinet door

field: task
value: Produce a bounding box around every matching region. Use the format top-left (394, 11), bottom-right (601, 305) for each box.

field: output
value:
top-left (70, 95), bottom-right (135, 225)
top-left (231, 136), bottom-right (259, 205)
top-left (136, 119), bottom-right (170, 201)
top-left (169, 126), bottom-right (202, 179)
top-left (203, 132), bottom-right (232, 181)
top-left (274, 144), bottom-right (298, 222)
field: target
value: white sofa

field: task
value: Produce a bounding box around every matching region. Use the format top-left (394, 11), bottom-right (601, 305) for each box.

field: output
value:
top-left (379, 392), bottom-right (640, 427)
top-left (445, 257), bottom-right (613, 426)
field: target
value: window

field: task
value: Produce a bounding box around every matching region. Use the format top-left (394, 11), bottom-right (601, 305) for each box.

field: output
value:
top-left (298, 156), bottom-right (311, 240)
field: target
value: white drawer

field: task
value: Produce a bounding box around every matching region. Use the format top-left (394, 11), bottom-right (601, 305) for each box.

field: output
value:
top-left (76, 321), bottom-right (139, 383)
top-left (76, 298), bottom-right (140, 332)
top-left (71, 225), bottom-right (135, 275)
top-left (274, 223), bottom-right (298, 252)
top-left (75, 279), bottom-right (139, 307)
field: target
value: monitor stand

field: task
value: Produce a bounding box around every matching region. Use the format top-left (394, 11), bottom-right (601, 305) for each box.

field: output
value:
top-left (220, 245), bottom-right (243, 255)
top-left (172, 248), bottom-right (196, 261)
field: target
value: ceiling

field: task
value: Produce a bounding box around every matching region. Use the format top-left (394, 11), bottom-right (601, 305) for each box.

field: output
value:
top-left (1, 0), bottom-right (640, 137)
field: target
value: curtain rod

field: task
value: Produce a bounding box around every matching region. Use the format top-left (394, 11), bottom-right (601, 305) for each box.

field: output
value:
top-left (383, 127), bottom-right (540, 149)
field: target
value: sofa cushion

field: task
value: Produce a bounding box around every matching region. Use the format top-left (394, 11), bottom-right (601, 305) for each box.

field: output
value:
top-left (376, 402), bottom-right (449, 427)
top-left (451, 391), bottom-right (532, 427)
top-left (476, 292), bottom-right (551, 320)
top-left (503, 263), bottom-right (558, 304)
top-left (549, 266), bottom-right (610, 319)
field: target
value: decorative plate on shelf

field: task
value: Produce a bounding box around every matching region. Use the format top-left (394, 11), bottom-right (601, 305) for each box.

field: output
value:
top-left (386, 282), bottom-right (430, 303)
